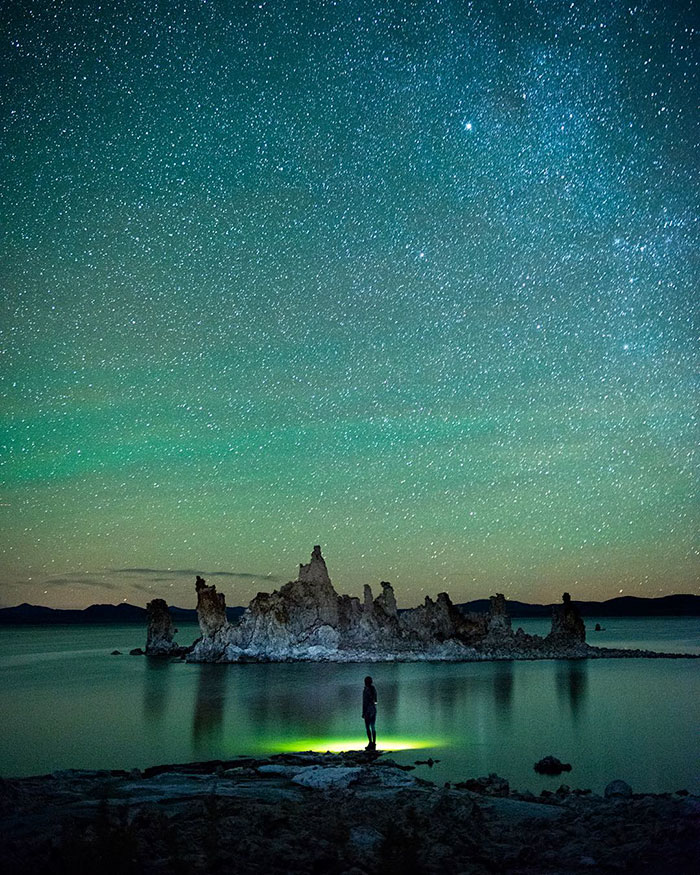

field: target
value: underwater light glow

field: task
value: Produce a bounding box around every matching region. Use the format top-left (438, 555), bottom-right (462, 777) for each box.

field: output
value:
top-left (269, 737), bottom-right (440, 754)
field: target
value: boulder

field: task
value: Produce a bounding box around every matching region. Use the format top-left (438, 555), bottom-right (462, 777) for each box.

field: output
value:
top-left (534, 756), bottom-right (572, 775)
top-left (604, 780), bottom-right (633, 799)
top-left (457, 773), bottom-right (510, 796)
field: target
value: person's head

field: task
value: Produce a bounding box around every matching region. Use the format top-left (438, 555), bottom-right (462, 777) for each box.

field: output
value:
top-left (364, 675), bottom-right (373, 686)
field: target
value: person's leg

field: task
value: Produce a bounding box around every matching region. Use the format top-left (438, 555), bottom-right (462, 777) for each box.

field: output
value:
top-left (364, 718), bottom-right (372, 744)
top-left (370, 718), bottom-right (376, 745)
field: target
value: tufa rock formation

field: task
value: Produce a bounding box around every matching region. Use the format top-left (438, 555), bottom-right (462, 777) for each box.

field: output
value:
top-left (145, 599), bottom-right (185, 657)
top-left (181, 546), bottom-right (592, 663)
top-left (148, 547), bottom-right (694, 663)
top-left (141, 547), bottom-right (699, 662)
top-left (546, 592), bottom-right (586, 646)
top-left (195, 575), bottom-right (228, 637)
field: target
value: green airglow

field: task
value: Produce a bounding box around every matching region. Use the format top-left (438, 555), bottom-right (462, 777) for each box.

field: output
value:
top-left (1, 1), bottom-right (696, 611)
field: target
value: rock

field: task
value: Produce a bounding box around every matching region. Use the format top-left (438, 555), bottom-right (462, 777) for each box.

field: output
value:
top-left (145, 598), bottom-right (183, 657)
top-left (547, 592), bottom-right (586, 646)
top-left (195, 576), bottom-right (229, 637)
top-left (604, 780), bottom-right (633, 799)
top-left (457, 773), bottom-right (510, 796)
top-left (154, 545), bottom-right (690, 663)
top-left (375, 581), bottom-right (398, 618)
top-left (348, 825), bottom-right (383, 853)
top-left (129, 648), bottom-right (144, 656)
top-left (291, 766), bottom-right (363, 789)
top-left (594, 623), bottom-right (602, 631)
top-left (485, 796), bottom-right (565, 823)
top-left (402, 592), bottom-right (467, 643)
top-left (298, 545), bottom-right (331, 585)
top-left (534, 756), bottom-right (572, 775)
top-left (110, 650), bottom-right (122, 655)
top-left (487, 593), bottom-right (512, 635)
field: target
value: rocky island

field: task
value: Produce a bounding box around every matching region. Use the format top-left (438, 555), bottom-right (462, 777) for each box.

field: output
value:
top-left (145, 547), bottom-right (696, 662)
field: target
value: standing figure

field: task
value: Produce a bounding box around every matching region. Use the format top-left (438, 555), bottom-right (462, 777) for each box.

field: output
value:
top-left (362, 675), bottom-right (377, 750)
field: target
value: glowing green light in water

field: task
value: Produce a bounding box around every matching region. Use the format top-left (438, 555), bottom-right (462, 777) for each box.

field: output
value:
top-left (270, 737), bottom-right (440, 754)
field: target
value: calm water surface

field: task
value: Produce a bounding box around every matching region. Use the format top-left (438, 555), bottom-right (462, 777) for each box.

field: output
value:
top-left (1, 618), bottom-right (698, 793)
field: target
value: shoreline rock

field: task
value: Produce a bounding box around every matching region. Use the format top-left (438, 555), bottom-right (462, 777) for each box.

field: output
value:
top-left (2, 751), bottom-right (697, 875)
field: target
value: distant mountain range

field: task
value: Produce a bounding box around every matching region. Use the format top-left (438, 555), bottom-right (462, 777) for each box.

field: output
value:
top-left (0, 594), bottom-right (698, 624)
top-left (456, 594), bottom-right (700, 618)
top-left (0, 602), bottom-right (245, 625)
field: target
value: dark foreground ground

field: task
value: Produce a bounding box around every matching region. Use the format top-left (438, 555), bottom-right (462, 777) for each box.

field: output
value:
top-left (1, 751), bottom-right (698, 874)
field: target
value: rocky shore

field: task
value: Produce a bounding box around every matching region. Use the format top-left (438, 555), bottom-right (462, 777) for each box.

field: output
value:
top-left (144, 546), bottom-right (698, 663)
top-left (2, 751), bottom-right (697, 874)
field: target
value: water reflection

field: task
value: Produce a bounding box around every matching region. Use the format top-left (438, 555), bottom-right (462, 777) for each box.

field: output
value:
top-left (246, 664), bottom-right (343, 736)
top-left (426, 672), bottom-right (467, 714)
top-left (193, 664), bottom-right (227, 747)
top-left (492, 661), bottom-right (514, 716)
top-left (143, 658), bottom-right (171, 723)
top-left (556, 659), bottom-right (588, 716)
top-left (374, 670), bottom-right (399, 722)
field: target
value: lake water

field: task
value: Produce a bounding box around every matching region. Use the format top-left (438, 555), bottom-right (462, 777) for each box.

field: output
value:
top-left (1, 618), bottom-right (698, 794)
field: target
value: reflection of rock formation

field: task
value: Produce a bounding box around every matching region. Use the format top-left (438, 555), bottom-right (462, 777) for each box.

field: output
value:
top-left (143, 657), bottom-right (171, 722)
top-left (145, 599), bottom-right (184, 657)
top-left (247, 664), bottom-right (338, 735)
top-left (193, 664), bottom-right (227, 747)
top-left (492, 661), bottom-right (514, 714)
top-left (556, 658), bottom-right (588, 716)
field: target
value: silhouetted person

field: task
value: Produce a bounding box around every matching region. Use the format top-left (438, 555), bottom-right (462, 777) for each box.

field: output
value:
top-left (362, 675), bottom-right (377, 750)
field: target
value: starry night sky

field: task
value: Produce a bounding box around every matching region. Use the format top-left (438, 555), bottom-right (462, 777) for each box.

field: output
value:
top-left (1, 1), bottom-right (697, 610)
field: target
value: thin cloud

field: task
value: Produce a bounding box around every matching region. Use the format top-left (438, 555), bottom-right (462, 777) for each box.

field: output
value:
top-left (39, 576), bottom-right (117, 589)
top-left (111, 568), bottom-right (283, 582)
